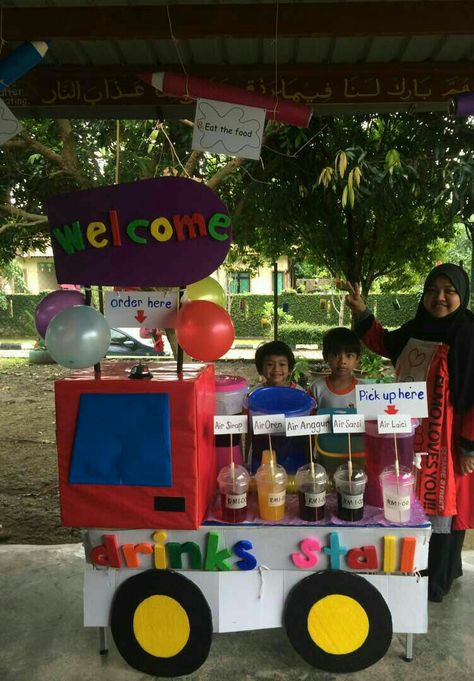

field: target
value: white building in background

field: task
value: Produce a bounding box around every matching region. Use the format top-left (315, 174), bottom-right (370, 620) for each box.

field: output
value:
top-left (14, 251), bottom-right (292, 296)
top-left (213, 255), bottom-right (291, 294)
top-left (15, 247), bottom-right (58, 293)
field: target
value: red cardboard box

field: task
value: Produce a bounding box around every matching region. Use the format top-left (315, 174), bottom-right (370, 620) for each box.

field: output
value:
top-left (55, 362), bottom-right (216, 530)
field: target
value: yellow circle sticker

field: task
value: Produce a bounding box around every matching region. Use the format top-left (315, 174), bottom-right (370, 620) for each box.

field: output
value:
top-left (133, 595), bottom-right (190, 658)
top-left (307, 594), bottom-right (369, 654)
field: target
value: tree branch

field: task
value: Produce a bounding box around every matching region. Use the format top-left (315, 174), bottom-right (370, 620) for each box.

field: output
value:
top-left (56, 119), bottom-right (93, 189)
top-left (4, 122), bottom-right (92, 190)
top-left (0, 203), bottom-right (47, 221)
top-left (1, 139), bottom-right (29, 151)
top-left (206, 126), bottom-right (280, 191)
top-left (182, 150), bottom-right (203, 178)
top-left (0, 221), bottom-right (47, 236)
top-left (15, 130), bottom-right (63, 166)
top-left (207, 156), bottom-right (246, 190)
top-left (0, 204), bottom-right (48, 235)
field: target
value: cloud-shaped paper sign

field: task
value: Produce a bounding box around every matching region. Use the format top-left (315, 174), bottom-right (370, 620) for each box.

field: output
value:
top-left (194, 100), bottom-right (264, 159)
top-left (0, 99), bottom-right (21, 146)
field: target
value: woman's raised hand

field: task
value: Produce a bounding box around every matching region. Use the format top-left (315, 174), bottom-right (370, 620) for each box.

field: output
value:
top-left (345, 282), bottom-right (367, 316)
top-left (459, 454), bottom-right (474, 476)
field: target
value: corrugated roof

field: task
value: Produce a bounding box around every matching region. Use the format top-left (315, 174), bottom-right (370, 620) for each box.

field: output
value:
top-left (1, 1), bottom-right (473, 117)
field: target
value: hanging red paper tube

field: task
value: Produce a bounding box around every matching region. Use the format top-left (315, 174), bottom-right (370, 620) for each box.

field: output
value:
top-left (139, 71), bottom-right (312, 128)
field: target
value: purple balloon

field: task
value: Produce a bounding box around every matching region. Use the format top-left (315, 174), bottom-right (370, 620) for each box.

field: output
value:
top-left (35, 289), bottom-right (85, 338)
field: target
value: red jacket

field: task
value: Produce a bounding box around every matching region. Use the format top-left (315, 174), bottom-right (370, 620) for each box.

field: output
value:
top-left (361, 317), bottom-right (474, 529)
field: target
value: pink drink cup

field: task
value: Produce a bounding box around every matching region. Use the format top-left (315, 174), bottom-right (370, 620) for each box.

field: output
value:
top-left (379, 466), bottom-right (414, 523)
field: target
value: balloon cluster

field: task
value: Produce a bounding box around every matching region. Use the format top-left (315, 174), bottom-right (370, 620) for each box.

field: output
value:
top-left (177, 277), bottom-right (234, 362)
top-left (34, 290), bottom-right (111, 369)
top-left (35, 277), bottom-right (233, 367)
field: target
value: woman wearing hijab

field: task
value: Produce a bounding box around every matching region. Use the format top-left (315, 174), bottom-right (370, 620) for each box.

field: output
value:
top-left (346, 263), bottom-right (474, 602)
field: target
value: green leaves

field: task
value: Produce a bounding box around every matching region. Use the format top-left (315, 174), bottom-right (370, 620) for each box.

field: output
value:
top-left (235, 113), bottom-right (472, 293)
top-left (317, 166), bottom-right (333, 188)
top-left (335, 150), bottom-right (348, 178)
top-left (27, 154), bottom-right (43, 165)
top-left (342, 184), bottom-right (355, 208)
top-left (385, 148), bottom-right (401, 174)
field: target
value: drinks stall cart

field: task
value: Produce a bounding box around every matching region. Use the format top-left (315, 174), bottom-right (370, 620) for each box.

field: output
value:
top-left (40, 175), bottom-right (430, 677)
top-left (55, 362), bottom-right (429, 677)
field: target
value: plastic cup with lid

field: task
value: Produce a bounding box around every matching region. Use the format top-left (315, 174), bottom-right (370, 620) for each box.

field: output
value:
top-left (255, 451), bottom-right (288, 521)
top-left (334, 463), bottom-right (368, 522)
top-left (379, 465), bottom-right (414, 523)
top-left (295, 463), bottom-right (328, 521)
top-left (217, 463), bottom-right (250, 523)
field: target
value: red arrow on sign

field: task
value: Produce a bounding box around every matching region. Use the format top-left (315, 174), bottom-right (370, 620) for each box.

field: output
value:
top-left (385, 404), bottom-right (399, 415)
top-left (135, 310), bottom-right (147, 324)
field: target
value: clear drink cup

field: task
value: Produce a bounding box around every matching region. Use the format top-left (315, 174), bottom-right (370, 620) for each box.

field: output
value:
top-left (255, 453), bottom-right (287, 521)
top-left (217, 463), bottom-right (250, 523)
top-left (379, 465), bottom-right (414, 523)
top-left (295, 463), bottom-right (328, 521)
top-left (334, 464), bottom-right (368, 522)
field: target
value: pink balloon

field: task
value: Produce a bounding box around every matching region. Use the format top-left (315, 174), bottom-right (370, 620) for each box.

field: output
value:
top-left (35, 289), bottom-right (85, 338)
top-left (176, 300), bottom-right (235, 361)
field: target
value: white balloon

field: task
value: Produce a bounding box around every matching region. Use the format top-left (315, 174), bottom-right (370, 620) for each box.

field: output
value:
top-left (45, 305), bottom-right (111, 369)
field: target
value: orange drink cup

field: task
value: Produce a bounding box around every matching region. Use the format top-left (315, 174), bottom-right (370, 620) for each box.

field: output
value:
top-left (255, 454), bottom-right (287, 521)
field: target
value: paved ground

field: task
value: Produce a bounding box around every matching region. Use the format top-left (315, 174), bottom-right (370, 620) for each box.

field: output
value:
top-left (0, 544), bottom-right (473, 681)
top-left (1, 341), bottom-right (473, 679)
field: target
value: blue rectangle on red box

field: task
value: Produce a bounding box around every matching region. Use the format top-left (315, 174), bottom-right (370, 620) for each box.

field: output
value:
top-left (69, 393), bottom-right (172, 486)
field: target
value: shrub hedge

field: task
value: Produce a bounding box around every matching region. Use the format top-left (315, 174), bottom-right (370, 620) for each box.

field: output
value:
top-left (229, 292), bottom-right (418, 337)
top-left (0, 294), bottom-right (45, 336)
top-left (278, 323), bottom-right (327, 346)
top-left (0, 291), bottom-right (420, 339)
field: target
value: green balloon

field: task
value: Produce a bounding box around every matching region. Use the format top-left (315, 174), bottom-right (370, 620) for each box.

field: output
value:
top-left (45, 305), bottom-right (110, 369)
top-left (186, 277), bottom-right (226, 308)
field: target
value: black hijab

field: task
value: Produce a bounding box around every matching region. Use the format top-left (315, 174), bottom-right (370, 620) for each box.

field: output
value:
top-left (384, 264), bottom-right (474, 414)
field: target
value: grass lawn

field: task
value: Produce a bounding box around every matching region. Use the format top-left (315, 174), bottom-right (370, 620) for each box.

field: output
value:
top-left (0, 357), bottom-right (28, 370)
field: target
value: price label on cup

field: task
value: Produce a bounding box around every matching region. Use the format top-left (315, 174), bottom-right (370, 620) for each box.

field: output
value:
top-left (286, 414), bottom-right (331, 437)
top-left (332, 414), bottom-right (365, 433)
top-left (377, 414), bottom-right (412, 434)
top-left (252, 414), bottom-right (286, 434)
top-left (214, 415), bottom-right (248, 435)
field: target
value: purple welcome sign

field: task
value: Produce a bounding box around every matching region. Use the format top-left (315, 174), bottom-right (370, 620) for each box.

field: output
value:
top-left (47, 177), bottom-right (232, 287)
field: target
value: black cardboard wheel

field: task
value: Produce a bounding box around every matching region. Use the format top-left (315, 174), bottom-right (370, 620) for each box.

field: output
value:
top-left (284, 570), bottom-right (392, 672)
top-left (111, 569), bottom-right (212, 677)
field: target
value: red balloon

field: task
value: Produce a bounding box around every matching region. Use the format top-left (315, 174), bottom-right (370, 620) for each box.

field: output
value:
top-left (176, 300), bottom-right (235, 361)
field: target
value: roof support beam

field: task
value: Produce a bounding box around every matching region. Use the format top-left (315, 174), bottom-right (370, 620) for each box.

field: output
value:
top-left (2, 2), bottom-right (474, 41)
top-left (4, 62), bottom-right (473, 118)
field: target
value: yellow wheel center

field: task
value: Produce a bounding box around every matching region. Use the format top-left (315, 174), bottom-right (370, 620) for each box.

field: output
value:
top-left (133, 595), bottom-right (190, 658)
top-left (307, 594), bottom-right (369, 655)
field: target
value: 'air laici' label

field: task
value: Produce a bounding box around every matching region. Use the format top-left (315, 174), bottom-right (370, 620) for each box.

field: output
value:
top-left (341, 493), bottom-right (363, 509)
top-left (305, 491), bottom-right (326, 508)
top-left (225, 493), bottom-right (247, 509)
